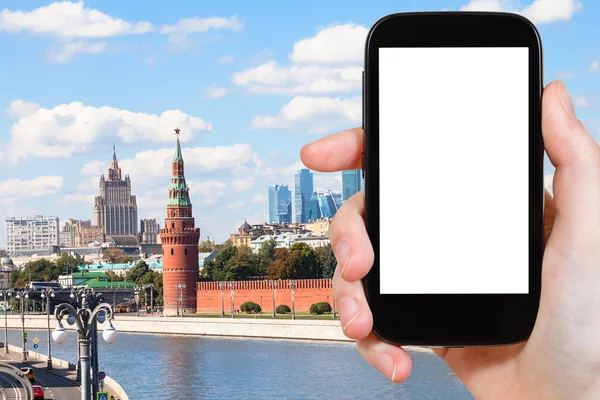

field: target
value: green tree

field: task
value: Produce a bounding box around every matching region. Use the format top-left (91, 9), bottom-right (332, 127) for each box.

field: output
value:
top-left (198, 240), bottom-right (214, 252)
top-left (315, 244), bottom-right (336, 278)
top-left (201, 244), bottom-right (238, 281)
top-left (55, 253), bottom-right (81, 275)
top-left (267, 243), bottom-right (320, 279)
top-left (129, 260), bottom-right (150, 284)
top-left (258, 239), bottom-right (277, 260)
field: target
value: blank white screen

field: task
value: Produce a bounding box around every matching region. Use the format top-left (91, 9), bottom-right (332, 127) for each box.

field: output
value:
top-left (379, 47), bottom-right (529, 294)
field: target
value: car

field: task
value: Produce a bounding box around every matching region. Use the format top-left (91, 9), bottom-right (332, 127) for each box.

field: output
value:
top-left (20, 367), bottom-right (35, 383)
top-left (32, 384), bottom-right (44, 399)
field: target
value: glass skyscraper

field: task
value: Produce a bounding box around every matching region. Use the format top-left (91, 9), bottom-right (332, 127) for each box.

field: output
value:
top-left (268, 185), bottom-right (292, 224)
top-left (342, 169), bottom-right (362, 201)
top-left (294, 169), bottom-right (314, 223)
top-left (306, 189), bottom-right (338, 222)
top-left (332, 191), bottom-right (342, 209)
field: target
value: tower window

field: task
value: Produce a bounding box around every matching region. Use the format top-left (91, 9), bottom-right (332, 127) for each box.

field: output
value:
top-left (183, 222), bottom-right (186, 229)
top-left (185, 248), bottom-right (188, 255)
top-left (171, 248), bottom-right (174, 255)
top-left (171, 222), bottom-right (174, 229)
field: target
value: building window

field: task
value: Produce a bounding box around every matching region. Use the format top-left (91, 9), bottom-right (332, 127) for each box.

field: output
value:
top-left (183, 222), bottom-right (186, 229)
top-left (171, 222), bottom-right (174, 229)
top-left (185, 248), bottom-right (188, 255)
top-left (171, 248), bottom-right (174, 255)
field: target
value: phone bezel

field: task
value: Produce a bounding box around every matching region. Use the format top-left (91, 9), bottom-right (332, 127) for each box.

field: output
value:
top-left (363, 11), bottom-right (544, 346)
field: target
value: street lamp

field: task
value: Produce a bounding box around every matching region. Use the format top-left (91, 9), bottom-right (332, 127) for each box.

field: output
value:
top-left (0, 290), bottom-right (13, 353)
top-left (40, 289), bottom-right (56, 369)
top-left (330, 279), bottom-right (336, 320)
top-left (141, 284), bottom-right (154, 315)
top-left (14, 289), bottom-right (29, 361)
top-left (53, 289), bottom-right (117, 400)
top-left (288, 280), bottom-right (297, 320)
top-left (134, 286), bottom-right (141, 317)
top-left (229, 282), bottom-right (237, 319)
top-left (174, 284), bottom-right (186, 317)
top-left (269, 280), bottom-right (277, 318)
top-left (219, 282), bottom-right (225, 317)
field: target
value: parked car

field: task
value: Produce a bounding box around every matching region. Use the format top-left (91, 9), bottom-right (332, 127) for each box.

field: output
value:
top-left (20, 367), bottom-right (35, 383)
top-left (32, 384), bottom-right (44, 399)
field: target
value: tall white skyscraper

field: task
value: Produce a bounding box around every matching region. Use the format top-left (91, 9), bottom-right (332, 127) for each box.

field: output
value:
top-left (5, 215), bottom-right (60, 254)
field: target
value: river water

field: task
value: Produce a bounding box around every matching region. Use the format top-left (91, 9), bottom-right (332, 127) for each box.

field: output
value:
top-left (6, 329), bottom-right (472, 399)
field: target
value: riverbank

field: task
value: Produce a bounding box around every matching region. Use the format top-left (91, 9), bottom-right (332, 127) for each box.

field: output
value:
top-left (2, 314), bottom-right (434, 354)
top-left (4, 314), bottom-right (352, 342)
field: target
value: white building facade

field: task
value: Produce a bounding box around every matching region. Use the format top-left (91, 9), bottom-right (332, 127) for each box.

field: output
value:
top-left (5, 216), bottom-right (59, 254)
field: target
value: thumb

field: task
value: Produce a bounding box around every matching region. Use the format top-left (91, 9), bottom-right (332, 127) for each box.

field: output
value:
top-left (542, 81), bottom-right (600, 222)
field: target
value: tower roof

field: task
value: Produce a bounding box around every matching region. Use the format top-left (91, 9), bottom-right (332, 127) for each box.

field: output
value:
top-left (174, 127), bottom-right (183, 161)
top-left (168, 127), bottom-right (192, 207)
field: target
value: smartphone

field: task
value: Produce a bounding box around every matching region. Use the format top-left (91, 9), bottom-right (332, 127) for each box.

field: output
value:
top-left (362, 12), bottom-right (544, 346)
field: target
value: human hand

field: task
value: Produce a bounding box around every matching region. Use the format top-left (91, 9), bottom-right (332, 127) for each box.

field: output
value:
top-left (300, 80), bottom-right (600, 399)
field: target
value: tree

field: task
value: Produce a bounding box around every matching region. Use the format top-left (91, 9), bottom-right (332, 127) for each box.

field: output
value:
top-left (215, 239), bottom-right (231, 251)
top-left (267, 243), bottom-right (320, 279)
top-left (55, 253), bottom-right (81, 275)
top-left (198, 240), bottom-right (214, 252)
top-left (102, 248), bottom-right (124, 264)
top-left (258, 239), bottom-right (277, 260)
top-left (200, 243), bottom-right (267, 281)
top-left (104, 271), bottom-right (123, 282)
top-left (315, 244), bottom-right (336, 278)
top-left (129, 260), bottom-right (150, 284)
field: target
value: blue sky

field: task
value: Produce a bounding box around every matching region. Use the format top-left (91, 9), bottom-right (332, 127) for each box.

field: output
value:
top-left (0, 0), bottom-right (597, 246)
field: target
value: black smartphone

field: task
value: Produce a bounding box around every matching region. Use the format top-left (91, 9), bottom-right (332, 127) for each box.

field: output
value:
top-left (362, 12), bottom-right (544, 347)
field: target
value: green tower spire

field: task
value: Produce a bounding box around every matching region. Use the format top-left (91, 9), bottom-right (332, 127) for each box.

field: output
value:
top-left (174, 127), bottom-right (183, 161)
top-left (167, 127), bottom-right (192, 207)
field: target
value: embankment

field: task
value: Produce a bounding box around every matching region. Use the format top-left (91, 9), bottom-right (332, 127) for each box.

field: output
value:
top-left (4, 314), bottom-right (352, 342)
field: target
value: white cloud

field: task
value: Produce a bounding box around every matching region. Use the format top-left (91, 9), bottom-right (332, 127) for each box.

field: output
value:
top-left (159, 16), bottom-right (243, 44)
top-left (314, 173), bottom-right (342, 192)
top-left (135, 180), bottom-right (227, 211)
top-left (50, 40), bottom-right (107, 62)
top-left (574, 96), bottom-right (592, 108)
top-left (0, 176), bottom-right (63, 197)
top-left (227, 201), bottom-right (245, 209)
top-left (290, 23), bottom-right (368, 65)
top-left (219, 55), bottom-right (234, 63)
top-left (251, 96), bottom-right (361, 133)
top-left (459, 0), bottom-right (582, 24)
top-left (460, 0), bottom-right (505, 11)
top-left (59, 193), bottom-right (95, 204)
top-left (188, 181), bottom-right (227, 205)
top-left (80, 160), bottom-right (106, 177)
top-left (6, 101), bottom-right (212, 164)
top-left (589, 61), bottom-right (599, 73)
top-left (233, 60), bottom-right (361, 94)
top-left (4, 100), bottom-right (40, 117)
top-left (203, 84), bottom-right (228, 98)
top-left (0, 1), bottom-right (153, 38)
top-left (252, 193), bottom-right (267, 203)
top-left (232, 178), bottom-right (255, 191)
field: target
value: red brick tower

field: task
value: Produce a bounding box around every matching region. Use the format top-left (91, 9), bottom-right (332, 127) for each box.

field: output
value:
top-left (160, 128), bottom-right (200, 316)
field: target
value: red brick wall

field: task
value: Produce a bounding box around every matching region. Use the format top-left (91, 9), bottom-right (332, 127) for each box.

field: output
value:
top-left (196, 279), bottom-right (334, 313)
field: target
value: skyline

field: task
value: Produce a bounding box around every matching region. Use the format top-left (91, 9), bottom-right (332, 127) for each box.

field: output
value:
top-left (0, 0), bottom-right (598, 246)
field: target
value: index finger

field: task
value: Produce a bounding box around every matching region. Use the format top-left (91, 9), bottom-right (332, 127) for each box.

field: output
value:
top-left (300, 127), bottom-right (363, 172)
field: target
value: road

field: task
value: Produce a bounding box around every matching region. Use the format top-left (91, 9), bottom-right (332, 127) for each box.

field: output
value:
top-left (0, 358), bottom-right (80, 400)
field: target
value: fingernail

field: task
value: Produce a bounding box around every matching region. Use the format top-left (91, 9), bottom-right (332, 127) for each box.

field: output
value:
top-left (339, 296), bottom-right (359, 330)
top-left (377, 353), bottom-right (397, 382)
top-left (335, 240), bottom-right (350, 278)
top-left (557, 81), bottom-right (575, 116)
